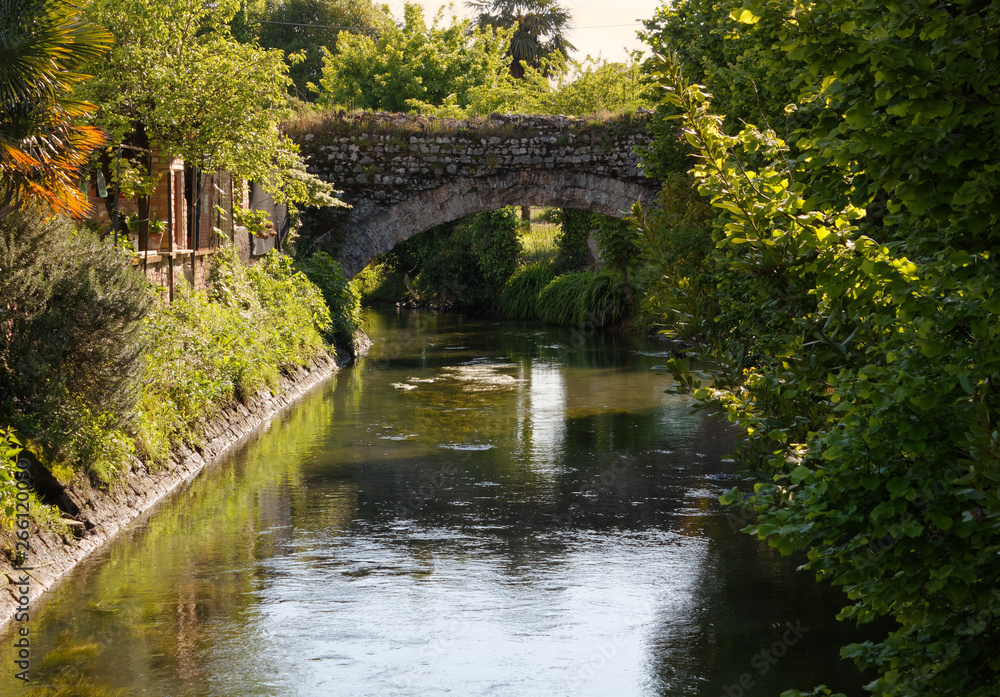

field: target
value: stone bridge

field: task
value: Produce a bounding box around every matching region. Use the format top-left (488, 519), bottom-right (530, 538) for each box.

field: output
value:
top-left (291, 112), bottom-right (660, 277)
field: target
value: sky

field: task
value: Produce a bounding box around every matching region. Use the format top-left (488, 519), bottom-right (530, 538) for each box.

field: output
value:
top-left (384, 1), bottom-right (665, 63)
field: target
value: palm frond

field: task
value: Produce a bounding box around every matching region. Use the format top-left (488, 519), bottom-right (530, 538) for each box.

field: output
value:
top-left (0, 0), bottom-right (110, 216)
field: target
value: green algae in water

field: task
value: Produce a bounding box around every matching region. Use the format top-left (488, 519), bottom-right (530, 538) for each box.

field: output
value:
top-left (25, 632), bottom-right (131, 697)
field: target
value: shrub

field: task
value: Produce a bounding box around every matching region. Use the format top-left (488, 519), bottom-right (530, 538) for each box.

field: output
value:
top-left (552, 208), bottom-right (593, 273)
top-left (412, 221), bottom-right (482, 305)
top-left (467, 207), bottom-right (521, 293)
top-left (294, 251), bottom-right (362, 347)
top-left (0, 212), bottom-right (153, 483)
top-left (352, 261), bottom-right (409, 303)
top-left (0, 428), bottom-right (22, 529)
top-left (647, 24), bottom-right (1000, 693)
top-left (635, 174), bottom-right (720, 338)
top-left (136, 246), bottom-right (331, 462)
top-left (592, 215), bottom-right (640, 278)
top-left (409, 209), bottom-right (522, 308)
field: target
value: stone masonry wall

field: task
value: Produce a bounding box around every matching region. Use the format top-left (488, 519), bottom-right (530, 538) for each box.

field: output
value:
top-left (296, 112), bottom-right (653, 205)
top-left (289, 111), bottom-right (660, 276)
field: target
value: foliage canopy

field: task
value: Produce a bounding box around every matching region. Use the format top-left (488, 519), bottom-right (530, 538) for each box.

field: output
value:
top-left (81, 0), bottom-right (335, 209)
top-left (314, 3), bottom-right (511, 113)
top-left (637, 2), bottom-right (1000, 696)
top-left (251, 0), bottom-right (392, 100)
top-left (467, 0), bottom-right (575, 78)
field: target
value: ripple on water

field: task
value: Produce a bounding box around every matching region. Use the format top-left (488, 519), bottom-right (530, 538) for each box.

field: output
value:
top-left (440, 443), bottom-right (494, 451)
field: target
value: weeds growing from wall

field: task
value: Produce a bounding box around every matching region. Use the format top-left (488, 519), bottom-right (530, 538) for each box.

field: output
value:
top-left (284, 108), bottom-right (651, 152)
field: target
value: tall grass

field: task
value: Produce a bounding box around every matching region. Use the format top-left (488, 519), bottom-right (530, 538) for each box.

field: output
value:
top-left (535, 270), bottom-right (630, 328)
top-left (499, 264), bottom-right (555, 320)
top-left (583, 271), bottom-right (631, 328)
top-left (537, 272), bottom-right (594, 326)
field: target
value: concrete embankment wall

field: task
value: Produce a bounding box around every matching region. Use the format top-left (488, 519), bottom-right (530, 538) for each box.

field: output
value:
top-left (0, 351), bottom-right (346, 629)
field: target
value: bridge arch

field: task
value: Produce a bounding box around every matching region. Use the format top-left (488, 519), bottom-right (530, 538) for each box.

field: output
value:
top-left (335, 170), bottom-right (659, 277)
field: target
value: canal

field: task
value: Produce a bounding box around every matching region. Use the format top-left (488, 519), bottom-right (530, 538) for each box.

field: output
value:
top-left (1, 309), bottom-right (873, 696)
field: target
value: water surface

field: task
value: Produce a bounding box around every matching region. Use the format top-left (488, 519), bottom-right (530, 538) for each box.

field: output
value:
top-left (0, 310), bottom-right (873, 696)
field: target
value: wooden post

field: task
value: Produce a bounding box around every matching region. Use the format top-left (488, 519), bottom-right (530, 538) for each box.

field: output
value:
top-left (167, 168), bottom-right (175, 302)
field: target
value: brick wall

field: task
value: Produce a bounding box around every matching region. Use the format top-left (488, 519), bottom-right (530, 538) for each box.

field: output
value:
top-left (85, 148), bottom-right (240, 254)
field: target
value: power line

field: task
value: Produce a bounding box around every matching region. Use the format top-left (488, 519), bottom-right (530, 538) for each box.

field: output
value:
top-left (255, 19), bottom-right (641, 31)
top-left (574, 23), bottom-right (643, 29)
top-left (256, 20), bottom-right (378, 31)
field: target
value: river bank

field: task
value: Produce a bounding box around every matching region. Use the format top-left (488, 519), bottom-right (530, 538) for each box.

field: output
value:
top-left (0, 341), bottom-right (367, 630)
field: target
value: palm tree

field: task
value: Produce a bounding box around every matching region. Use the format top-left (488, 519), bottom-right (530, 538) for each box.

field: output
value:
top-left (0, 0), bottom-right (110, 218)
top-left (469, 0), bottom-right (574, 224)
top-left (468, 0), bottom-right (575, 78)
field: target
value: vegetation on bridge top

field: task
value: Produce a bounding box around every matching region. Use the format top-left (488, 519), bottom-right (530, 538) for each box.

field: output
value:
top-left (283, 107), bottom-right (654, 149)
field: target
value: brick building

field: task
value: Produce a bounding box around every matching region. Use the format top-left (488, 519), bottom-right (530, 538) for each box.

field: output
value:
top-left (86, 147), bottom-right (287, 299)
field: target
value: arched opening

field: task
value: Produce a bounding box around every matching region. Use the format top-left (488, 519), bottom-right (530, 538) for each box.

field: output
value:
top-left (328, 170), bottom-right (660, 277)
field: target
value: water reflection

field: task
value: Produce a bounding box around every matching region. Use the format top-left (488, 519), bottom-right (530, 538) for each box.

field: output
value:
top-left (524, 361), bottom-right (566, 473)
top-left (0, 309), bottom-right (876, 696)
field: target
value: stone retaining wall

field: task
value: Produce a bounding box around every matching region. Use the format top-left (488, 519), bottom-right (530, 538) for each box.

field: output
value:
top-left (0, 351), bottom-right (347, 629)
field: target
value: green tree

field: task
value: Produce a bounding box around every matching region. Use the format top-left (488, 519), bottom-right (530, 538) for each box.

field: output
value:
top-left (636, 0), bottom-right (800, 181)
top-left (408, 53), bottom-right (655, 119)
top-left (0, 0), bottom-right (109, 217)
top-left (314, 3), bottom-right (510, 113)
top-left (81, 0), bottom-right (335, 211)
top-left (772, 0), bottom-right (1000, 249)
top-left (466, 1), bottom-right (573, 223)
top-left (255, 0), bottom-right (391, 100)
top-left (638, 0), bottom-right (799, 131)
top-left (544, 54), bottom-right (655, 116)
top-left (467, 0), bottom-right (575, 78)
top-left (639, 1), bottom-right (1000, 694)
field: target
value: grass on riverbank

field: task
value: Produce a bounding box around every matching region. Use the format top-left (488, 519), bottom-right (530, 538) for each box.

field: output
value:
top-left (519, 208), bottom-right (561, 267)
top-left (0, 214), bottom-right (353, 536)
top-left (135, 245), bottom-right (334, 467)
